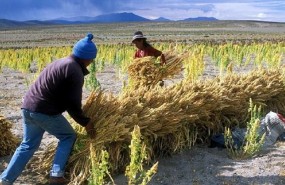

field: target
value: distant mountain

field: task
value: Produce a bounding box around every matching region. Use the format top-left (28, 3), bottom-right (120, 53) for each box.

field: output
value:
top-left (90, 12), bottom-right (149, 23)
top-left (0, 13), bottom-right (220, 28)
top-left (0, 19), bottom-right (25, 27)
top-left (153, 17), bottom-right (171, 22)
top-left (0, 19), bottom-right (57, 27)
top-left (52, 12), bottom-right (150, 24)
top-left (52, 13), bottom-right (218, 23)
top-left (182, 17), bottom-right (218, 21)
top-left (55, 16), bottom-right (97, 22)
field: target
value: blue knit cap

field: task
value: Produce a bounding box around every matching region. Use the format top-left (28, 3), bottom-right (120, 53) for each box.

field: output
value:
top-left (73, 33), bottom-right (97, 60)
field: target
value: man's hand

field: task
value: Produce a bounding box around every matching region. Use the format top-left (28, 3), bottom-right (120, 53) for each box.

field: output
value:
top-left (85, 121), bottom-right (96, 139)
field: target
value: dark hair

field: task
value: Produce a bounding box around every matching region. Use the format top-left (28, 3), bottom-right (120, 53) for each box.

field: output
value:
top-left (135, 38), bottom-right (151, 47)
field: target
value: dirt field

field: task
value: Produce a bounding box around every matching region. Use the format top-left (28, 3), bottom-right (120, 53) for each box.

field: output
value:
top-left (1, 21), bottom-right (285, 185)
top-left (1, 20), bottom-right (285, 48)
top-left (1, 64), bottom-right (285, 185)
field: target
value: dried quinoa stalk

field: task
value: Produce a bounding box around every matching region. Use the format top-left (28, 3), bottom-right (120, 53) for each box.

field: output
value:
top-left (0, 116), bottom-right (19, 157)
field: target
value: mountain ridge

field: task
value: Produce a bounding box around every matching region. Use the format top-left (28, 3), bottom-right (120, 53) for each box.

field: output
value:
top-left (0, 12), bottom-right (219, 27)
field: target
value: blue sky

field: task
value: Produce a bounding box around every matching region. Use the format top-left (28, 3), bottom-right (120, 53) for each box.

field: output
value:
top-left (1, 0), bottom-right (285, 22)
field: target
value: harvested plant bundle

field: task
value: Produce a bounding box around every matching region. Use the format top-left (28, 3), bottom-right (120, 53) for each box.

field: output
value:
top-left (0, 116), bottom-right (18, 157)
top-left (127, 51), bottom-right (185, 89)
top-left (33, 69), bottom-right (285, 184)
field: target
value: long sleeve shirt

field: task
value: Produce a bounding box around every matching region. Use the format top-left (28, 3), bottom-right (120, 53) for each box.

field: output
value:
top-left (134, 45), bottom-right (166, 64)
top-left (22, 56), bottom-right (90, 126)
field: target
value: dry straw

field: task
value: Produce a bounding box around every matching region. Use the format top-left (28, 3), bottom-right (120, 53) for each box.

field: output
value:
top-left (32, 68), bottom-right (285, 184)
top-left (0, 116), bottom-right (19, 157)
top-left (127, 51), bottom-right (186, 89)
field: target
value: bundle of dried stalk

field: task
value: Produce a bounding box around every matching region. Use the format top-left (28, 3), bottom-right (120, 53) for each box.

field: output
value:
top-left (127, 51), bottom-right (185, 89)
top-left (32, 69), bottom-right (285, 184)
top-left (0, 116), bottom-right (18, 157)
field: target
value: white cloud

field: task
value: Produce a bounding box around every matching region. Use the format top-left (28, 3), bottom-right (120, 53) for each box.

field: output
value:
top-left (131, 1), bottom-right (285, 22)
top-left (257, 13), bottom-right (267, 19)
top-left (203, 2), bottom-right (284, 22)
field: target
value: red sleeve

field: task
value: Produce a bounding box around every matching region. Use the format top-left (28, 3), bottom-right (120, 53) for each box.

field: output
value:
top-left (134, 47), bottom-right (164, 63)
top-left (146, 47), bottom-right (166, 65)
top-left (146, 46), bottom-right (162, 57)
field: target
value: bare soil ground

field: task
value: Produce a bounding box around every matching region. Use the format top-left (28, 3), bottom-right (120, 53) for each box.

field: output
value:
top-left (1, 64), bottom-right (285, 185)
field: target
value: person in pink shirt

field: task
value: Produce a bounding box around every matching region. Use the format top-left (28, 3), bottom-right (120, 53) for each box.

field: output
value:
top-left (132, 31), bottom-right (165, 64)
top-left (132, 31), bottom-right (166, 86)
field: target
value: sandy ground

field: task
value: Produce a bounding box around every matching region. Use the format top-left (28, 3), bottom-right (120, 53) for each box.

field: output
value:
top-left (1, 65), bottom-right (285, 185)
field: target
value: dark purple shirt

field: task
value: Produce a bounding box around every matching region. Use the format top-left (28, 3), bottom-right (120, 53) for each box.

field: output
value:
top-left (22, 56), bottom-right (90, 126)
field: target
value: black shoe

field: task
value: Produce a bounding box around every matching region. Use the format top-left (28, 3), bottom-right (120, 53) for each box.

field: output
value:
top-left (159, 80), bottom-right (164, 87)
top-left (49, 177), bottom-right (69, 185)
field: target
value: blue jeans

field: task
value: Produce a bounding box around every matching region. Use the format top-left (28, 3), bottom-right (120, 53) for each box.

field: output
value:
top-left (0, 109), bottom-right (77, 183)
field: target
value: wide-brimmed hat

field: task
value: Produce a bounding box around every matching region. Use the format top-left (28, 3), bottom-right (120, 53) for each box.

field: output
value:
top-left (132, 31), bottom-right (147, 43)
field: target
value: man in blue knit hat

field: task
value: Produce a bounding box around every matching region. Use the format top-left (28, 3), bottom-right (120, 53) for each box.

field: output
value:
top-left (0, 33), bottom-right (97, 185)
